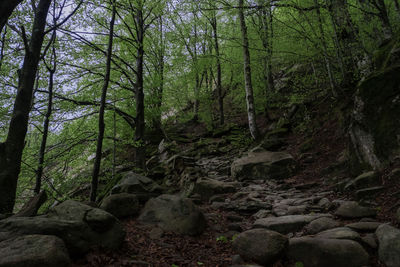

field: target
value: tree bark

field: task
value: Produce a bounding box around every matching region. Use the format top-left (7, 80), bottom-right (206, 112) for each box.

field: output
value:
top-left (238, 0), bottom-right (259, 140)
top-left (210, 7), bottom-right (224, 126)
top-left (0, 0), bottom-right (22, 34)
top-left (134, 2), bottom-right (146, 169)
top-left (90, 0), bottom-right (116, 202)
top-left (0, 0), bottom-right (52, 214)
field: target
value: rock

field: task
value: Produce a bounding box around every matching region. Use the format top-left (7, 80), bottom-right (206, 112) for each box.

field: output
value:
top-left (253, 214), bottom-right (330, 234)
top-left (111, 172), bottom-right (162, 203)
top-left (344, 171), bottom-right (380, 190)
top-left (231, 151), bottom-right (296, 181)
top-left (100, 193), bottom-right (140, 218)
top-left (252, 210), bottom-right (272, 219)
top-left (233, 229), bottom-right (288, 266)
top-left (361, 233), bottom-right (377, 249)
top-left (349, 41), bottom-right (400, 171)
top-left (334, 201), bottom-right (376, 218)
top-left (0, 235), bottom-right (70, 267)
top-left (286, 205), bottom-right (307, 215)
top-left (317, 198), bottom-right (331, 210)
top-left (346, 222), bottom-right (382, 232)
top-left (0, 200), bottom-right (125, 256)
top-left (356, 186), bottom-right (385, 199)
top-left (376, 224), bottom-right (400, 267)
top-left (396, 207), bottom-right (400, 223)
top-left (287, 237), bottom-right (369, 267)
top-left (138, 194), bottom-right (206, 236)
top-left (315, 227), bottom-right (361, 242)
top-left (190, 178), bottom-right (237, 200)
top-left (149, 227), bottom-right (164, 239)
top-left (304, 217), bottom-right (340, 235)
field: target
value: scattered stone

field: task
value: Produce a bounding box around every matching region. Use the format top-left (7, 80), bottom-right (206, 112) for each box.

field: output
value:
top-left (231, 151), bottom-right (296, 181)
top-left (111, 172), bottom-right (162, 203)
top-left (345, 222), bottom-right (382, 232)
top-left (233, 229), bottom-right (288, 266)
top-left (376, 224), bottom-right (400, 267)
top-left (304, 217), bottom-right (340, 235)
top-left (334, 201), bottom-right (376, 218)
top-left (356, 186), bottom-right (385, 199)
top-left (287, 237), bottom-right (369, 267)
top-left (253, 214), bottom-right (331, 234)
top-left (190, 178), bottom-right (237, 200)
top-left (318, 198), bottom-right (331, 209)
top-left (287, 205), bottom-right (307, 215)
top-left (252, 210), bottom-right (272, 219)
top-left (316, 227), bottom-right (361, 242)
top-left (0, 235), bottom-right (70, 267)
top-left (100, 193), bottom-right (140, 218)
top-left (138, 194), bottom-right (206, 236)
top-left (344, 171), bottom-right (380, 190)
top-left (361, 233), bottom-right (377, 249)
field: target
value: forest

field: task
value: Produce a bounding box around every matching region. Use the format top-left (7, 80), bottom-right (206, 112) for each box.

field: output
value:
top-left (0, 0), bottom-right (400, 266)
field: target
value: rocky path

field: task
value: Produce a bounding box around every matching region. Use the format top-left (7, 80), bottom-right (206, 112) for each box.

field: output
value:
top-left (1, 134), bottom-right (400, 267)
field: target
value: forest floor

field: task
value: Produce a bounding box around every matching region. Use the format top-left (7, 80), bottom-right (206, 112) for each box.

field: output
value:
top-left (73, 110), bottom-right (399, 267)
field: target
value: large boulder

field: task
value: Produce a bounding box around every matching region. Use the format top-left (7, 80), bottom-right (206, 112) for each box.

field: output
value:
top-left (189, 178), bottom-right (238, 200)
top-left (0, 200), bottom-right (125, 256)
top-left (231, 151), bottom-right (296, 180)
top-left (0, 235), bottom-right (70, 267)
top-left (232, 229), bottom-right (288, 266)
top-left (349, 39), bottom-right (400, 171)
top-left (287, 237), bottom-right (369, 267)
top-left (111, 172), bottom-right (162, 203)
top-left (100, 193), bottom-right (140, 218)
top-left (138, 194), bottom-right (206, 236)
top-left (376, 224), bottom-right (400, 267)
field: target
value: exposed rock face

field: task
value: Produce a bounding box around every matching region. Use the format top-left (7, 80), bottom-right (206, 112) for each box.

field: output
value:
top-left (349, 39), bottom-right (400, 171)
top-left (334, 201), bottom-right (376, 218)
top-left (111, 172), bottom-right (162, 203)
top-left (376, 224), bottom-right (400, 267)
top-left (233, 229), bottom-right (288, 266)
top-left (315, 227), bottom-right (362, 242)
top-left (0, 200), bottom-right (125, 256)
top-left (231, 151), bottom-right (296, 180)
top-left (100, 193), bottom-right (140, 218)
top-left (138, 194), bottom-right (206, 236)
top-left (304, 217), bottom-right (340, 235)
top-left (287, 237), bottom-right (369, 267)
top-left (0, 235), bottom-right (70, 267)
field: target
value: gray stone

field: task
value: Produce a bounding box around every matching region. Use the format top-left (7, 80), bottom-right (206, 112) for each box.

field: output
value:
top-left (344, 171), bottom-right (380, 190)
top-left (316, 227), bottom-right (361, 242)
top-left (100, 193), bottom-right (140, 218)
top-left (304, 217), bottom-right (340, 235)
top-left (253, 214), bottom-right (330, 234)
top-left (287, 205), bottom-right (307, 215)
top-left (335, 201), bottom-right (376, 218)
top-left (111, 172), bottom-right (162, 203)
top-left (0, 200), bottom-right (125, 256)
top-left (361, 233), bottom-right (377, 249)
top-left (0, 235), bottom-right (70, 267)
top-left (191, 178), bottom-right (237, 200)
top-left (376, 224), bottom-right (400, 267)
top-left (231, 151), bottom-right (296, 180)
top-left (233, 229), bottom-right (288, 266)
top-left (288, 237), bottom-right (369, 267)
top-left (138, 194), bottom-right (206, 236)
top-left (356, 186), bottom-right (385, 199)
top-left (252, 210), bottom-right (272, 219)
top-left (346, 222), bottom-right (382, 232)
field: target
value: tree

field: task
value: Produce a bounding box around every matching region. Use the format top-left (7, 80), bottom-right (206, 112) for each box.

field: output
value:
top-left (238, 0), bottom-right (259, 140)
top-left (0, 0), bottom-right (52, 213)
top-left (90, 0), bottom-right (116, 202)
top-left (0, 0), bottom-right (22, 34)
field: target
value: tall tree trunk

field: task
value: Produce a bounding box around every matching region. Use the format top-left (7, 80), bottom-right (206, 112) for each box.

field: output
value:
top-left (238, 0), bottom-right (259, 140)
top-left (0, 26), bottom-right (6, 72)
top-left (0, 0), bottom-right (52, 214)
top-left (35, 46), bottom-right (56, 194)
top-left (90, 0), bottom-right (116, 202)
top-left (211, 8), bottom-right (224, 126)
top-left (135, 3), bottom-right (146, 169)
top-left (373, 0), bottom-right (392, 39)
top-left (0, 0), bottom-right (22, 34)
top-left (314, 0), bottom-right (337, 96)
top-left (152, 16), bottom-right (164, 131)
top-left (193, 12), bottom-right (200, 122)
top-left (395, 0), bottom-right (400, 18)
